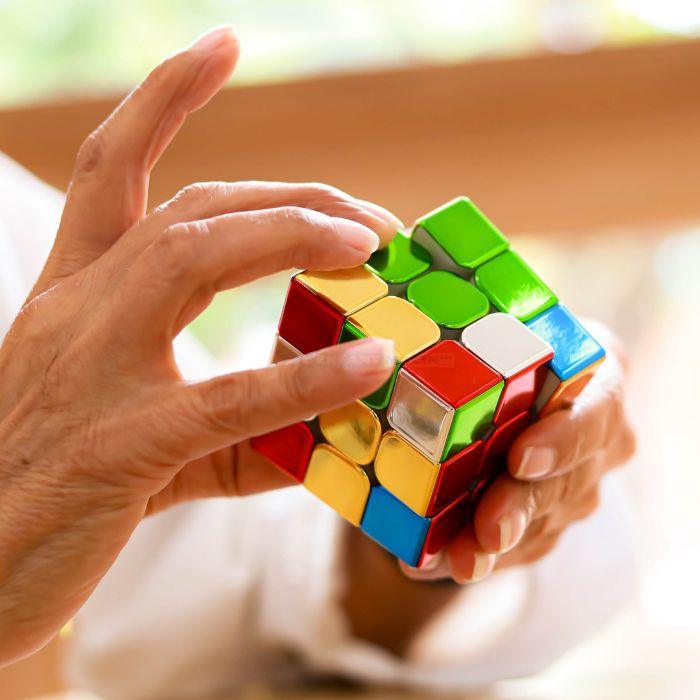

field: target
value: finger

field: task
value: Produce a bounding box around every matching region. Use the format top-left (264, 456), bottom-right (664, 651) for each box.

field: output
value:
top-left (474, 462), bottom-right (601, 554)
top-left (143, 338), bottom-right (395, 468)
top-left (398, 552), bottom-right (450, 582)
top-left (48, 26), bottom-right (239, 281)
top-left (147, 181), bottom-right (403, 248)
top-left (120, 206), bottom-right (381, 335)
top-left (144, 440), bottom-right (295, 516)
top-left (508, 357), bottom-right (632, 481)
top-left (496, 530), bottom-right (562, 569)
top-left (446, 526), bottom-right (497, 584)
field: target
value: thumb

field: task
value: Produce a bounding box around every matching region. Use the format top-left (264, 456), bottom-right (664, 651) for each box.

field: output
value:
top-left (41, 26), bottom-right (239, 289)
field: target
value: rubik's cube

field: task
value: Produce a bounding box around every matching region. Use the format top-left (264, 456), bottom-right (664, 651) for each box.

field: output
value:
top-left (251, 198), bottom-right (605, 567)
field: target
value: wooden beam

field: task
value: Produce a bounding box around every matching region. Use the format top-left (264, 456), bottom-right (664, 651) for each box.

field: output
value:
top-left (1, 39), bottom-right (699, 236)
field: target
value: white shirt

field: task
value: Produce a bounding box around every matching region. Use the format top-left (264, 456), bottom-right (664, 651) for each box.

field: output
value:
top-left (0, 153), bottom-right (636, 699)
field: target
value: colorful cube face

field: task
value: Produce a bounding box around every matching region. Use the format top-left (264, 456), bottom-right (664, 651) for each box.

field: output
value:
top-left (252, 197), bottom-right (605, 567)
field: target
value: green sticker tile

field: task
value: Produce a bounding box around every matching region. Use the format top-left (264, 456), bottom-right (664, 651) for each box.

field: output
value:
top-left (367, 233), bottom-right (432, 284)
top-left (442, 381), bottom-right (504, 460)
top-left (418, 198), bottom-right (509, 269)
top-left (474, 250), bottom-right (558, 323)
top-left (339, 321), bottom-right (400, 410)
top-left (406, 270), bottom-right (490, 330)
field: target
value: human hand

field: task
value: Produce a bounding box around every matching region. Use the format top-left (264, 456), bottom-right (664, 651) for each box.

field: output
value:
top-left (400, 326), bottom-right (636, 584)
top-left (0, 26), bottom-right (400, 664)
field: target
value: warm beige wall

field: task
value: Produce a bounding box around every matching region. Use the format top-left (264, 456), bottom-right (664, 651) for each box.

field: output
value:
top-left (1, 38), bottom-right (699, 237)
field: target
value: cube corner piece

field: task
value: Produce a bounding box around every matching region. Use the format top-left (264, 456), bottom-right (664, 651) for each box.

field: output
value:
top-left (303, 443), bottom-right (370, 526)
top-left (412, 197), bottom-right (509, 277)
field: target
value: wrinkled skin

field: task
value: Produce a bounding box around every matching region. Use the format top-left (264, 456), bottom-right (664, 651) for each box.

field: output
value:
top-left (0, 26), bottom-right (399, 665)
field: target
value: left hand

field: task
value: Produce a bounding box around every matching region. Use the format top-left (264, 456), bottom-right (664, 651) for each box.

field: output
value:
top-left (401, 326), bottom-right (636, 584)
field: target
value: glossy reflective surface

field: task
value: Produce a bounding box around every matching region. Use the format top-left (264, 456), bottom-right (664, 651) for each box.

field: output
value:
top-left (374, 431), bottom-right (439, 516)
top-left (526, 303), bottom-right (606, 380)
top-left (348, 295), bottom-right (440, 362)
top-left (367, 231), bottom-right (432, 284)
top-left (474, 250), bottom-right (557, 322)
top-left (387, 369), bottom-right (453, 462)
top-left (296, 266), bottom-right (387, 315)
top-left (430, 439), bottom-right (485, 515)
top-left (404, 340), bottom-right (502, 407)
top-left (319, 401), bottom-right (381, 465)
top-left (417, 197), bottom-right (508, 270)
top-left (443, 381), bottom-right (503, 460)
top-left (461, 312), bottom-right (553, 377)
top-left (250, 423), bottom-right (314, 482)
top-left (493, 363), bottom-right (549, 425)
top-left (420, 491), bottom-right (474, 568)
top-left (278, 278), bottom-right (344, 353)
top-left (303, 444), bottom-right (370, 526)
top-left (361, 486), bottom-right (430, 567)
top-left (406, 270), bottom-right (489, 329)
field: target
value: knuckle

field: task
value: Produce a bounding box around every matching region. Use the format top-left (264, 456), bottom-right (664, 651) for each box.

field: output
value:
top-left (273, 206), bottom-right (329, 268)
top-left (174, 181), bottom-right (229, 209)
top-left (197, 374), bottom-right (254, 435)
top-left (276, 205), bottom-right (320, 230)
top-left (281, 360), bottom-right (314, 408)
top-left (74, 127), bottom-right (107, 175)
top-left (143, 50), bottom-right (192, 93)
top-left (149, 225), bottom-right (200, 276)
top-left (304, 182), bottom-right (345, 204)
top-left (573, 488), bottom-right (601, 521)
top-left (618, 424), bottom-right (637, 463)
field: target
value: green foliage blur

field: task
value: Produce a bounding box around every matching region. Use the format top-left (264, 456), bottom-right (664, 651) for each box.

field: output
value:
top-left (0, 0), bottom-right (672, 107)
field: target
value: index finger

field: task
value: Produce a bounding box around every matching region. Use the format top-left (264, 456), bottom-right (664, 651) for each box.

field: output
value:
top-left (50, 26), bottom-right (239, 282)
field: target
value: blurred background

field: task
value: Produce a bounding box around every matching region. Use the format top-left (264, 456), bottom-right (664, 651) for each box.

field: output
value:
top-left (1, 0), bottom-right (699, 698)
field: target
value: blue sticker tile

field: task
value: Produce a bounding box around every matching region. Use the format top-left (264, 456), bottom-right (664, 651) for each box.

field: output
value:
top-left (526, 304), bottom-right (605, 381)
top-left (360, 487), bottom-right (430, 567)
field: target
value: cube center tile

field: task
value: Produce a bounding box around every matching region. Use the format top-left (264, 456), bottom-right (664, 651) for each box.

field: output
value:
top-left (406, 270), bottom-right (490, 330)
top-left (404, 340), bottom-right (503, 407)
top-left (387, 369), bottom-right (454, 463)
top-left (319, 401), bottom-right (382, 465)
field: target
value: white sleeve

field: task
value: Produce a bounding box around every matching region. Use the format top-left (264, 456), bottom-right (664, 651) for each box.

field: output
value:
top-left (68, 472), bottom-right (635, 699)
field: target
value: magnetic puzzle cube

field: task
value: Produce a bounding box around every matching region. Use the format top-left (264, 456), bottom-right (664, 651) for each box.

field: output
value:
top-left (251, 197), bottom-right (605, 567)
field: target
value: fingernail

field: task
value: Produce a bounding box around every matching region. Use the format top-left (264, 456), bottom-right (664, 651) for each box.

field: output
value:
top-left (458, 552), bottom-right (496, 584)
top-left (497, 510), bottom-right (528, 553)
top-left (516, 445), bottom-right (558, 479)
top-left (342, 338), bottom-right (395, 376)
top-left (337, 221), bottom-right (380, 255)
top-left (189, 25), bottom-right (236, 53)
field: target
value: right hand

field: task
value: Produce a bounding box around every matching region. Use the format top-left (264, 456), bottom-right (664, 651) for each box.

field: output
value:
top-left (0, 25), bottom-right (398, 665)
